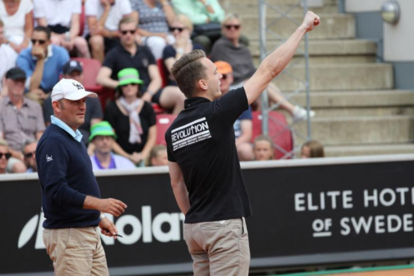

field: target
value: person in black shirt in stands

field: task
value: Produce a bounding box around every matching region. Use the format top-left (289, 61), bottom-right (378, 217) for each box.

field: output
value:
top-left (164, 11), bottom-right (320, 276)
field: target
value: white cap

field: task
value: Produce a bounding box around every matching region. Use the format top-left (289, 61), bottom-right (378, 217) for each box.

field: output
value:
top-left (51, 78), bottom-right (97, 102)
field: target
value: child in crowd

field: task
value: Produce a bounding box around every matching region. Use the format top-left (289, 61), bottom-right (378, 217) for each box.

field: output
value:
top-left (301, 140), bottom-right (325, 158)
top-left (147, 145), bottom-right (168, 166)
top-left (253, 135), bottom-right (274, 161)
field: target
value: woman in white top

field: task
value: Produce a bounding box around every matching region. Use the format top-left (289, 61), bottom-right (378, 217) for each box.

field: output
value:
top-left (0, 0), bottom-right (33, 53)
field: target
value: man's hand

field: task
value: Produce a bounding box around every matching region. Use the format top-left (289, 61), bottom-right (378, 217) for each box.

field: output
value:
top-left (90, 24), bottom-right (104, 36)
top-left (98, 198), bottom-right (127, 217)
top-left (31, 46), bottom-right (46, 60)
top-left (99, 217), bottom-right (119, 238)
top-left (301, 11), bottom-right (320, 33)
top-left (84, 196), bottom-right (127, 217)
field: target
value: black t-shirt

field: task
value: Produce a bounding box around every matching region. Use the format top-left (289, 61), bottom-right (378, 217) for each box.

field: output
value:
top-left (43, 96), bottom-right (103, 145)
top-left (165, 87), bottom-right (252, 223)
top-left (104, 100), bottom-right (156, 154)
top-left (103, 44), bottom-right (156, 92)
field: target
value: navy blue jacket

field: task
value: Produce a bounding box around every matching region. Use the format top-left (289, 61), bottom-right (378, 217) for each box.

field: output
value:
top-left (36, 124), bottom-right (101, 229)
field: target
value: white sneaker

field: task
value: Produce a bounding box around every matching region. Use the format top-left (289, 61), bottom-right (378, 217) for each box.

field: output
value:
top-left (293, 105), bottom-right (315, 121)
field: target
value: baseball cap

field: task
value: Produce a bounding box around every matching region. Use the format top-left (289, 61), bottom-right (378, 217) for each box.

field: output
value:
top-left (117, 68), bottom-right (144, 87)
top-left (5, 67), bottom-right (26, 80)
top-left (214, 61), bottom-right (233, 75)
top-left (89, 121), bottom-right (117, 142)
top-left (51, 78), bottom-right (97, 102)
top-left (63, 60), bottom-right (83, 75)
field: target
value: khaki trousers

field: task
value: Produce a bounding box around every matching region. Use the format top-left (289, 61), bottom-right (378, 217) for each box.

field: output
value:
top-left (184, 217), bottom-right (250, 276)
top-left (43, 227), bottom-right (109, 276)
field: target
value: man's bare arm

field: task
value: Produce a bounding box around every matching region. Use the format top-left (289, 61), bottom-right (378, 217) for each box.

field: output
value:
top-left (168, 161), bottom-right (190, 215)
top-left (244, 11), bottom-right (320, 105)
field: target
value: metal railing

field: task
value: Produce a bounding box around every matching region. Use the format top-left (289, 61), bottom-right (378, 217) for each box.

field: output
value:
top-left (259, 0), bottom-right (312, 159)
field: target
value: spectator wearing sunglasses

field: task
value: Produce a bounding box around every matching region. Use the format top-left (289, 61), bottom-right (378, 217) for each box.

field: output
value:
top-left (162, 14), bottom-right (203, 86)
top-left (85, 0), bottom-right (133, 62)
top-left (0, 0), bottom-right (34, 54)
top-left (22, 138), bottom-right (37, 172)
top-left (16, 26), bottom-right (70, 103)
top-left (33, 0), bottom-right (91, 58)
top-left (171, 0), bottom-right (225, 54)
top-left (0, 67), bottom-right (45, 173)
top-left (0, 139), bottom-right (12, 174)
top-left (97, 17), bottom-right (185, 114)
top-left (211, 13), bottom-right (315, 121)
top-left (130, 0), bottom-right (176, 60)
top-left (104, 68), bottom-right (157, 166)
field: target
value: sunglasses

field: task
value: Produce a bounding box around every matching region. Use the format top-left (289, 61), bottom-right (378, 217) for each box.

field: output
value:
top-left (121, 83), bottom-right (138, 87)
top-left (224, 24), bottom-right (241, 30)
top-left (169, 27), bottom-right (184, 33)
top-left (31, 39), bottom-right (47, 45)
top-left (0, 152), bottom-right (12, 160)
top-left (121, 30), bottom-right (135, 35)
top-left (25, 152), bottom-right (36, 158)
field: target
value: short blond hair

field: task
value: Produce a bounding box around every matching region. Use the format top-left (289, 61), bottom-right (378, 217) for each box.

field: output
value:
top-left (222, 13), bottom-right (242, 27)
top-left (176, 14), bottom-right (193, 33)
top-left (0, 139), bottom-right (9, 148)
top-left (118, 16), bottom-right (137, 30)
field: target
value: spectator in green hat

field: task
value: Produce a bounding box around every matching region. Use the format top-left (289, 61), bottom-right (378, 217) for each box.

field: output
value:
top-left (89, 121), bottom-right (137, 170)
top-left (104, 68), bottom-right (157, 166)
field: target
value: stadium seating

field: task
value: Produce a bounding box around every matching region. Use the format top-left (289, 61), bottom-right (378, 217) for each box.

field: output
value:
top-left (251, 111), bottom-right (293, 159)
top-left (155, 114), bottom-right (177, 145)
top-left (70, 57), bottom-right (111, 110)
top-left (152, 103), bottom-right (167, 114)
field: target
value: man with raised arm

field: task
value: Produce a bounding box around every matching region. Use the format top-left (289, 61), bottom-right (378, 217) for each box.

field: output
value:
top-left (165, 11), bottom-right (320, 275)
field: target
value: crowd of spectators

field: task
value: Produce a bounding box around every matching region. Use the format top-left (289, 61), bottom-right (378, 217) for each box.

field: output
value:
top-left (0, 0), bottom-right (319, 174)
